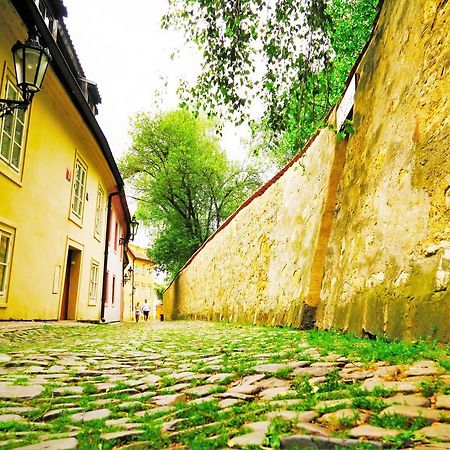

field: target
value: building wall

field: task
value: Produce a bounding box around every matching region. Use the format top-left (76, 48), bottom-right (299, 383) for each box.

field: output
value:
top-left (103, 201), bottom-right (126, 323)
top-left (164, 0), bottom-right (450, 342)
top-left (0, 1), bottom-right (122, 321)
top-left (317, 0), bottom-right (450, 342)
top-left (123, 254), bottom-right (158, 321)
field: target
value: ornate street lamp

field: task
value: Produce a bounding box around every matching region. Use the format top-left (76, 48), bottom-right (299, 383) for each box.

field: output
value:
top-left (130, 215), bottom-right (139, 241)
top-left (119, 216), bottom-right (140, 245)
top-left (123, 266), bottom-right (133, 285)
top-left (0, 29), bottom-right (51, 118)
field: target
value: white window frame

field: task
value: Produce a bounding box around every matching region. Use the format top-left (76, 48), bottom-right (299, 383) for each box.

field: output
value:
top-left (111, 274), bottom-right (116, 306)
top-left (88, 260), bottom-right (99, 306)
top-left (0, 226), bottom-right (14, 302)
top-left (70, 156), bottom-right (87, 222)
top-left (0, 79), bottom-right (27, 174)
top-left (94, 185), bottom-right (104, 240)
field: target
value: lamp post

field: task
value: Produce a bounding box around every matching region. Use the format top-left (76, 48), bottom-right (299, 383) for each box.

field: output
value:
top-left (0, 29), bottom-right (51, 118)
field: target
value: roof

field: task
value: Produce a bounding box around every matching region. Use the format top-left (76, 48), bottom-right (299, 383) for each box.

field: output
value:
top-left (47, 0), bottom-right (67, 19)
top-left (11, 1), bottom-right (124, 185)
top-left (56, 19), bottom-right (102, 105)
top-left (128, 244), bottom-right (155, 264)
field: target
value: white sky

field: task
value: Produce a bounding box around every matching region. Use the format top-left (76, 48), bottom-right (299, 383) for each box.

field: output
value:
top-left (63, 0), bottom-right (250, 162)
top-left (63, 0), bottom-right (252, 248)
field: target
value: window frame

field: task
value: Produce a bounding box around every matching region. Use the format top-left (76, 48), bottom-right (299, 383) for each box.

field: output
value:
top-left (94, 184), bottom-right (105, 241)
top-left (69, 154), bottom-right (88, 225)
top-left (111, 275), bottom-right (116, 306)
top-left (0, 72), bottom-right (29, 184)
top-left (0, 224), bottom-right (15, 304)
top-left (113, 221), bottom-right (119, 252)
top-left (88, 259), bottom-right (99, 306)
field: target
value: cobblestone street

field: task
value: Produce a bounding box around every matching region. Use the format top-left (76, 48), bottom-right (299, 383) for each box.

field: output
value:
top-left (0, 321), bottom-right (449, 449)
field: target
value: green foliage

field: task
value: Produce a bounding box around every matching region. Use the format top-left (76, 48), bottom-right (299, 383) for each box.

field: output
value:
top-left (120, 110), bottom-right (261, 277)
top-left (336, 119), bottom-right (356, 141)
top-left (351, 396), bottom-right (386, 412)
top-left (163, 0), bottom-right (330, 123)
top-left (155, 283), bottom-right (168, 300)
top-left (370, 413), bottom-right (431, 431)
top-left (304, 329), bottom-right (449, 365)
top-left (255, 0), bottom-right (379, 165)
top-left (317, 369), bottom-right (345, 393)
top-left (162, 0), bottom-right (380, 166)
top-left (419, 379), bottom-right (444, 397)
top-left (264, 417), bottom-right (295, 449)
top-left (382, 430), bottom-right (422, 449)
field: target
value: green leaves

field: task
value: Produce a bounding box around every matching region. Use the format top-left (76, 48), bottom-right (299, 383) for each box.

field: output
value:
top-left (120, 110), bottom-right (261, 278)
top-left (163, 0), bottom-right (379, 167)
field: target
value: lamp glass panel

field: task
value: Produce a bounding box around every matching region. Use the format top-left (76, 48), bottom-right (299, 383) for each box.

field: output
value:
top-left (24, 47), bottom-right (41, 91)
top-left (35, 53), bottom-right (50, 88)
top-left (13, 46), bottom-right (24, 86)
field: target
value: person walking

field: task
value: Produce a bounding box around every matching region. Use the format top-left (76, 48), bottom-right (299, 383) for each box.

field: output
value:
top-left (142, 299), bottom-right (150, 322)
top-left (134, 302), bottom-right (141, 322)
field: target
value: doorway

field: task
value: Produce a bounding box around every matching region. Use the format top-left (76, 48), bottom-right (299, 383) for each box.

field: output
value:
top-left (60, 247), bottom-right (81, 320)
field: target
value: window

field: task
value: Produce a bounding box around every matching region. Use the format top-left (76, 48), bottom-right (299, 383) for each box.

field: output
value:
top-left (94, 186), bottom-right (104, 239)
top-left (113, 222), bottom-right (119, 251)
top-left (71, 158), bottom-right (87, 219)
top-left (0, 80), bottom-right (26, 172)
top-left (88, 260), bottom-right (99, 305)
top-left (0, 228), bottom-right (13, 299)
top-left (111, 275), bottom-right (116, 305)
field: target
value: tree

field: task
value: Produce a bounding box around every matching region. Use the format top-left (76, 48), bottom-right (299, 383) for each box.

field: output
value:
top-left (258, 0), bottom-right (380, 165)
top-left (120, 110), bottom-right (261, 277)
top-left (162, 0), bottom-right (379, 165)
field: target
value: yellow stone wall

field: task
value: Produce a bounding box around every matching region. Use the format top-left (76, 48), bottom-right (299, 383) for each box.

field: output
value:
top-left (317, 0), bottom-right (450, 342)
top-left (164, 128), bottom-right (338, 326)
top-left (165, 0), bottom-right (450, 342)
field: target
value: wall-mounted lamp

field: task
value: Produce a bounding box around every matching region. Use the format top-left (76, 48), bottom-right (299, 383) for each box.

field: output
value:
top-left (123, 266), bottom-right (133, 284)
top-left (130, 215), bottom-right (139, 241)
top-left (119, 215), bottom-right (139, 245)
top-left (0, 29), bottom-right (51, 118)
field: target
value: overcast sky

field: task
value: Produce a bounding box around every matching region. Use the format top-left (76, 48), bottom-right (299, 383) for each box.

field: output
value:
top-left (63, 0), bottom-right (249, 162)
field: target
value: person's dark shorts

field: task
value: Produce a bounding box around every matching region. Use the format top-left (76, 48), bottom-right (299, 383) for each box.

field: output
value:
top-left (143, 311), bottom-right (149, 319)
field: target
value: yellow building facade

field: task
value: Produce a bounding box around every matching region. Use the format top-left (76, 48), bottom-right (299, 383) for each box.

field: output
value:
top-left (123, 244), bottom-right (159, 321)
top-left (0, 0), bottom-right (130, 321)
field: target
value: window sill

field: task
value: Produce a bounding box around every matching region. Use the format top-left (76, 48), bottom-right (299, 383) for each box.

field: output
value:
top-left (0, 164), bottom-right (23, 187)
top-left (69, 213), bottom-right (83, 229)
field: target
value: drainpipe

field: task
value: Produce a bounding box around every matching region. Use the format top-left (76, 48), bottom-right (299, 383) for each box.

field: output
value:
top-left (100, 191), bottom-right (120, 323)
top-left (131, 257), bottom-right (135, 317)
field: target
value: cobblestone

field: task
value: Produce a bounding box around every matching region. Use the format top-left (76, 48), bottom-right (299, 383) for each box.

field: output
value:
top-left (0, 321), bottom-right (448, 449)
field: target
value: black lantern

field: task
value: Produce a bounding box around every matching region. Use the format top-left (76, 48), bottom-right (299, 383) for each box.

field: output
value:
top-left (0, 29), bottom-right (51, 118)
top-left (130, 215), bottom-right (139, 241)
top-left (123, 266), bottom-right (133, 284)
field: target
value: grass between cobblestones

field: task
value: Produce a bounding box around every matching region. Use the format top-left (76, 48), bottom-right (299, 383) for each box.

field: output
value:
top-left (0, 321), bottom-right (448, 449)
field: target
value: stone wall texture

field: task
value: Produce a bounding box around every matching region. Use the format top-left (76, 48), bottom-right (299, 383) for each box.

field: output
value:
top-left (164, 0), bottom-right (450, 342)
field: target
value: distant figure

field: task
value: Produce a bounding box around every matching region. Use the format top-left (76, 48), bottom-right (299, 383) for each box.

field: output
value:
top-left (142, 299), bottom-right (150, 322)
top-left (135, 303), bottom-right (141, 322)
